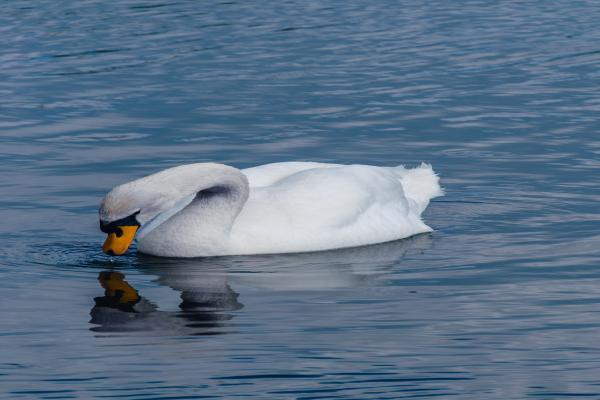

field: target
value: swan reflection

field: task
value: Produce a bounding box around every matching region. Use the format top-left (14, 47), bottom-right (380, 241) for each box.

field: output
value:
top-left (90, 235), bottom-right (431, 334)
top-left (90, 270), bottom-right (242, 335)
top-left (138, 234), bottom-right (432, 291)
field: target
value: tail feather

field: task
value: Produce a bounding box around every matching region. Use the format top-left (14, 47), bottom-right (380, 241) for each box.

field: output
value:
top-left (394, 163), bottom-right (444, 214)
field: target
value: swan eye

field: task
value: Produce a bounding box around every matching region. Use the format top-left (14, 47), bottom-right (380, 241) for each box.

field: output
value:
top-left (99, 211), bottom-right (141, 234)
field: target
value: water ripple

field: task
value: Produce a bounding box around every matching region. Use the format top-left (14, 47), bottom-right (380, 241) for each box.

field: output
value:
top-left (2, 0), bottom-right (600, 398)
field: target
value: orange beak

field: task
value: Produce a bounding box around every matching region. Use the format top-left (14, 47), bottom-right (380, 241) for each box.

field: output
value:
top-left (102, 226), bottom-right (139, 256)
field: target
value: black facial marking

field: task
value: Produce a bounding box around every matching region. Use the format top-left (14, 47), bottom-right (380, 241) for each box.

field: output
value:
top-left (100, 211), bottom-right (140, 234)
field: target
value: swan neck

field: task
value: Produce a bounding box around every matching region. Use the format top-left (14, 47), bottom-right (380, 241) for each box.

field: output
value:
top-left (173, 163), bottom-right (249, 229)
top-left (137, 164), bottom-right (249, 257)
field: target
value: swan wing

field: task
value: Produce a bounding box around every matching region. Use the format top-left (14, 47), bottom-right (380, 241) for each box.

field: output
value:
top-left (231, 164), bottom-right (441, 254)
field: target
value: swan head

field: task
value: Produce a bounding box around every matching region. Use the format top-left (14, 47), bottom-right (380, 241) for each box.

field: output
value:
top-left (99, 181), bottom-right (178, 256)
top-left (99, 188), bottom-right (141, 256)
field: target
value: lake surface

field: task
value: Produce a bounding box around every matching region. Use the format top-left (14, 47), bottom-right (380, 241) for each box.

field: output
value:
top-left (2, 0), bottom-right (600, 398)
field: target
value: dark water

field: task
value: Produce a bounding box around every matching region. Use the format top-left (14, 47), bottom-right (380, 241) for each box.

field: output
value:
top-left (2, 0), bottom-right (600, 398)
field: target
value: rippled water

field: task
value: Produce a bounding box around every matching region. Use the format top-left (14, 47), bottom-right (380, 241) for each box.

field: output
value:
top-left (2, 0), bottom-right (600, 398)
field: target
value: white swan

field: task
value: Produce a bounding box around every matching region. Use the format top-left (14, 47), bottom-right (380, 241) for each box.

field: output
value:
top-left (99, 162), bottom-right (443, 257)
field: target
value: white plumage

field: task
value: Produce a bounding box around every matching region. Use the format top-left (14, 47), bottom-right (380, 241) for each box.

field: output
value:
top-left (99, 162), bottom-right (443, 257)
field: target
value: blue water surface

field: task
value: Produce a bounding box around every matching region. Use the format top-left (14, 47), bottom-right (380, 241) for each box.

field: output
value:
top-left (2, 0), bottom-right (600, 398)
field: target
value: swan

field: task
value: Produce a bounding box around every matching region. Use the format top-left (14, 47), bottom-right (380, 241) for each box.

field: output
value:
top-left (99, 162), bottom-right (443, 257)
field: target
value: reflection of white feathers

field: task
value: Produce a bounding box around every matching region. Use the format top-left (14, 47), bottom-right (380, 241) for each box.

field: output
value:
top-left (100, 162), bottom-right (442, 257)
top-left (159, 273), bottom-right (240, 308)
top-left (90, 237), bottom-right (432, 335)
top-left (232, 234), bottom-right (433, 290)
top-left (144, 234), bottom-right (432, 291)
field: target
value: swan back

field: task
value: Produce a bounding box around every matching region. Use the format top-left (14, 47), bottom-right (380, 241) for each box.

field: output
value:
top-left (228, 162), bottom-right (442, 255)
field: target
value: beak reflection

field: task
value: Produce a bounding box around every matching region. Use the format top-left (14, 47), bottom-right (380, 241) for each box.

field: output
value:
top-left (95, 271), bottom-right (141, 311)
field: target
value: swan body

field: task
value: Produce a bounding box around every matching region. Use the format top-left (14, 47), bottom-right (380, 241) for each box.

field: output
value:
top-left (99, 162), bottom-right (443, 257)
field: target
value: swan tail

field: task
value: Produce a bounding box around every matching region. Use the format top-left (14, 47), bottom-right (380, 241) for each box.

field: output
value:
top-left (394, 163), bottom-right (444, 214)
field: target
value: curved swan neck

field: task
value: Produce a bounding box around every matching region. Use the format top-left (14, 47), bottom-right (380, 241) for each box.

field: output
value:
top-left (135, 164), bottom-right (250, 257)
top-left (158, 163), bottom-right (248, 200)
top-left (162, 163), bottom-right (249, 226)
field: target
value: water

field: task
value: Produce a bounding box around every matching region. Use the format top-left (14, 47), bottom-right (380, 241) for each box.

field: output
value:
top-left (2, 0), bottom-right (600, 398)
